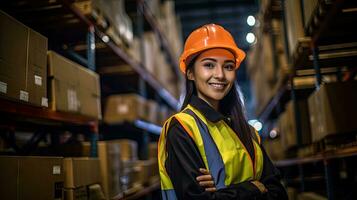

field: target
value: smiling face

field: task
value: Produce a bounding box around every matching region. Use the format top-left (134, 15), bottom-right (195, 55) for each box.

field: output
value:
top-left (187, 48), bottom-right (237, 109)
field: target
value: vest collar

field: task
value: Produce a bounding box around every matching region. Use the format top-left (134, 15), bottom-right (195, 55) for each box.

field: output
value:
top-left (188, 95), bottom-right (230, 123)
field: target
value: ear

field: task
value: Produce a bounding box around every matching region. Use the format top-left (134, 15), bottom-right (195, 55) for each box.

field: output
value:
top-left (186, 68), bottom-right (195, 81)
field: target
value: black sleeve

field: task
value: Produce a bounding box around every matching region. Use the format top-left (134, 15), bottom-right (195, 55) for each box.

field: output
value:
top-left (165, 118), bottom-right (262, 200)
top-left (258, 145), bottom-right (289, 200)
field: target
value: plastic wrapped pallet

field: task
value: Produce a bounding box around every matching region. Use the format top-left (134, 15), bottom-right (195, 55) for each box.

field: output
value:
top-left (308, 81), bottom-right (357, 142)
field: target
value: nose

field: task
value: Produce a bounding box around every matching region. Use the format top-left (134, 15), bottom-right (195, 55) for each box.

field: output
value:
top-left (213, 64), bottom-right (225, 79)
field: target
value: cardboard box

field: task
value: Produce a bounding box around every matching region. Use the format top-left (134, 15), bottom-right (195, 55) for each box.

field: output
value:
top-left (63, 157), bottom-right (101, 189)
top-left (104, 93), bottom-right (148, 123)
top-left (263, 137), bottom-right (285, 161)
top-left (0, 156), bottom-right (64, 200)
top-left (48, 51), bottom-right (101, 119)
top-left (284, 0), bottom-right (306, 56)
top-left (64, 186), bottom-right (88, 200)
top-left (147, 100), bottom-right (159, 124)
top-left (77, 66), bottom-right (101, 119)
top-left (297, 192), bottom-right (327, 200)
top-left (64, 184), bottom-right (106, 200)
top-left (96, 141), bottom-right (123, 199)
top-left (0, 10), bottom-right (47, 107)
top-left (308, 82), bottom-right (357, 142)
top-left (133, 159), bottom-right (155, 185)
top-left (112, 139), bottom-right (138, 161)
top-left (148, 142), bottom-right (158, 159)
top-left (303, 0), bottom-right (319, 29)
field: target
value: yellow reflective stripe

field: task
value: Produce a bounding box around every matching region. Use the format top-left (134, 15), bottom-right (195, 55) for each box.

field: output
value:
top-left (174, 111), bottom-right (209, 170)
top-left (174, 116), bottom-right (194, 139)
top-left (158, 116), bottom-right (175, 190)
top-left (254, 129), bottom-right (261, 145)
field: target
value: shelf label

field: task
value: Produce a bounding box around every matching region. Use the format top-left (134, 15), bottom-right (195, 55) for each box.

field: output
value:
top-left (117, 104), bottom-right (129, 114)
top-left (0, 81), bottom-right (7, 94)
top-left (19, 90), bottom-right (29, 102)
top-left (34, 75), bottom-right (42, 86)
top-left (67, 89), bottom-right (78, 111)
top-left (41, 97), bottom-right (48, 107)
top-left (53, 165), bottom-right (61, 175)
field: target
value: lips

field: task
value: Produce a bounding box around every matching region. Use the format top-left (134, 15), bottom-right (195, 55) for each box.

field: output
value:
top-left (208, 82), bottom-right (228, 90)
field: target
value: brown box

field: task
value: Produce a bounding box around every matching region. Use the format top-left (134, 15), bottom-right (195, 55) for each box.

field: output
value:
top-left (133, 159), bottom-right (155, 186)
top-left (96, 141), bottom-right (123, 199)
top-left (148, 142), bottom-right (158, 159)
top-left (48, 51), bottom-right (101, 119)
top-left (147, 100), bottom-right (159, 124)
top-left (48, 51), bottom-right (80, 113)
top-left (284, 0), bottom-right (306, 56)
top-left (0, 10), bottom-right (47, 107)
top-left (263, 138), bottom-right (285, 161)
top-left (104, 93), bottom-right (148, 123)
top-left (308, 82), bottom-right (357, 142)
top-left (64, 187), bottom-right (88, 200)
top-left (63, 157), bottom-right (101, 189)
top-left (112, 139), bottom-right (138, 161)
top-left (303, 0), bottom-right (319, 29)
top-left (77, 66), bottom-right (102, 119)
top-left (0, 156), bottom-right (64, 200)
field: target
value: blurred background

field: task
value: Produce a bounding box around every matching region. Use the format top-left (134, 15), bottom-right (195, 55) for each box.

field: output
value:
top-left (0, 0), bottom-right (357, 199)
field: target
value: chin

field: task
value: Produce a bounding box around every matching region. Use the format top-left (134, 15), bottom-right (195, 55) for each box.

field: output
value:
top-left (208, 92), bottom-right (227, 101)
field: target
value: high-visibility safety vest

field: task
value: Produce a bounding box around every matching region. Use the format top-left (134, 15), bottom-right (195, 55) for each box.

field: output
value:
top-left (158, 105), bottom-right (264, 200)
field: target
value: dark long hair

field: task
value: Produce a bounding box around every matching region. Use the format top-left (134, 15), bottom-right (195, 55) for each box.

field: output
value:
top-left (181, 58), bottom-right (255, 159)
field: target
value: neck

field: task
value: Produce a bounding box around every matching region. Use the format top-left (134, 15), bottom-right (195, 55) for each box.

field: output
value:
top-left (197, 94), bottom-right (219, 111)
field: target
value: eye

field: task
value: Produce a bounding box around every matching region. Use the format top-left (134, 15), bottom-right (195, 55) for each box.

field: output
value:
top-left (224, 63), bottom-right (235, 71)
top-left (203, 62), bottom-right (215, 69)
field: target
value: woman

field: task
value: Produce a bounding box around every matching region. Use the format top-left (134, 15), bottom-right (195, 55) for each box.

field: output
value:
top-left (158, 24), bottom-right (288, 200)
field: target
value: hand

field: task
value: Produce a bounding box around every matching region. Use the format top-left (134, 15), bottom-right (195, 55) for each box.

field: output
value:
top-left (196, 168), bottom-right (217, 192)
top-left (251, 180), bottom-right (268, 193)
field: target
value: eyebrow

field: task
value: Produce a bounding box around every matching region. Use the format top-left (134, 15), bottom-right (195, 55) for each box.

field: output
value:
top-left (200, 58), bottom-right (235, 63)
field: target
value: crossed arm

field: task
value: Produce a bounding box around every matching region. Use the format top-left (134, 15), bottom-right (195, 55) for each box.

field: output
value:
top-left (165, 118), bottom-right (288, 200)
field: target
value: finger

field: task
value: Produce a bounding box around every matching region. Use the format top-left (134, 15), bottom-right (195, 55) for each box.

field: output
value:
top-left (199, 180), bottom-right (215, 187)
top-left (205, 187), bottom-right (217, 192)
top-left (199, 168), bottom-right (209, 174)
top-left (196, 174), bottom-right (213, 181)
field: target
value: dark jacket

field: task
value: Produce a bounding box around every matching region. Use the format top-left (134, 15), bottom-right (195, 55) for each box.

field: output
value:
top-left (164, 95), bottom-right (288, 200)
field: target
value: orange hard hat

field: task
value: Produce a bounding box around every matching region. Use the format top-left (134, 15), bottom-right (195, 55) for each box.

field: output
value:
top-left (179, 24), bottom-right (246, 74)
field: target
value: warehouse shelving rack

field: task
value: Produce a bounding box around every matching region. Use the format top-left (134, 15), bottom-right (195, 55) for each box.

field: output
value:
top-left (258, 0), bottom-right (357, 199)
top-left (0, 98), bottom-right (99, 156)
top-left (0, 0), bottom-right (182, 199)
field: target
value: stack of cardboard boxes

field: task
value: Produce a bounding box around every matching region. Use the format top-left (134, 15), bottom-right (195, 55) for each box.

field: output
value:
top-left (0, 11), bottom-right (102, 120)
top-left (74, 0), bottom-right (133, 47)
top-left (0, 10), bottom-right (48, 107)
top-left (308, 81), bottom-right (357, 142)
top-left (104, 93), bottom-right (173, 125)
top-left (0, 156), bottom-right (104, 200)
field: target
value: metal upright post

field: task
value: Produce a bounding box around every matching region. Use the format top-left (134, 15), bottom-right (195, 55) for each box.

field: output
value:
top-left (87, 25), bottom-right (96, 71)
top-left (89, 122), bottom-right (98, 157)
top-left (324, 160), bottom-right (335, 200)
top-left (138, 1), bottom-right (149, 160)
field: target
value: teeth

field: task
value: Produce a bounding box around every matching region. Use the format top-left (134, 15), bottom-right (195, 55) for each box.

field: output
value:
top-left (209, 83), bottom-right (226, 89)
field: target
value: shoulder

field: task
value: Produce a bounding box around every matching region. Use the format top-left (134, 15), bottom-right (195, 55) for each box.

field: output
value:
top-left (162, 112), bottom-right (196, 140)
